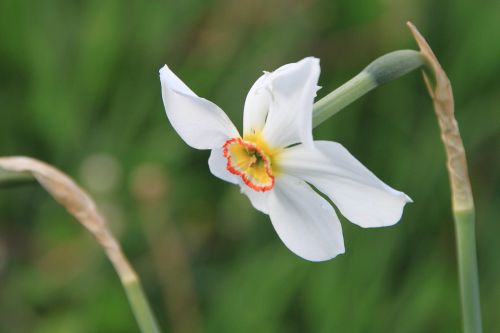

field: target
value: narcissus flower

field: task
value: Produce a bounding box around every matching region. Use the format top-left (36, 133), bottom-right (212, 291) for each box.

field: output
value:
top-left (159, 57), bottom-right (411, 261)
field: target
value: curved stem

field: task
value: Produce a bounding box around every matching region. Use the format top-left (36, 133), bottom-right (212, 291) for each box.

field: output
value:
top-left (408, 22), bottom-right (482, 333)
top-left (0, 157), bottom-right (161, 333)
top-left (313, 50), bottom-right (425, 127)
top-left (312, 71), bottom-right (375, 127)
top-left (0, 168), bottom-right (34, 186)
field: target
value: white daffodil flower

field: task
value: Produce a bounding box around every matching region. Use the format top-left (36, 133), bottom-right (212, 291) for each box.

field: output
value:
top-left (159, 57), bottom-right (412, 262)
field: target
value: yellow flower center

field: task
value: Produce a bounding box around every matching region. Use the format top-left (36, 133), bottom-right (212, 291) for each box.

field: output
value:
top-left (223, 134), bottom-right (280, 192)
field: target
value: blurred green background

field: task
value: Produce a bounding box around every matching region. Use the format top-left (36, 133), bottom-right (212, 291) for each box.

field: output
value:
top-left (1, 0), bottom-right (499, 332)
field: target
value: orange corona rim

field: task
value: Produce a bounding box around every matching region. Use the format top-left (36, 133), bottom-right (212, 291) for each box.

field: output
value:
top-left (223, 137), bottom-right (275, 192)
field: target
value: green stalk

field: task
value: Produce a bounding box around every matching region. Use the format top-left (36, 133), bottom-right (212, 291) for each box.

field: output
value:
top-left (313, 50), bottom-right (425, 127)
top-left (312, 71), bottom-right (375, 127)
top-left (0, 168), bottom-right (34, 186)
top-left (408, 22), bottom-right (482, 333)
top-left (124, 277), bottom-right (162, 333)
top-left (454, 209), bottom-right (482, 333)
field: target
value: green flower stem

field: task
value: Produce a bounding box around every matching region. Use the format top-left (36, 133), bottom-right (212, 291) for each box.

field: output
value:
top-left (312, 50), bottom-right (425, 127)
top-left (455, 209), bottom-right (482, 333)
top-left (312, 71), bottom-right (375, 127)
top-left (124, 276), bottom-right (162, 333)
top-left (0, 167), bottom-right (34, 186)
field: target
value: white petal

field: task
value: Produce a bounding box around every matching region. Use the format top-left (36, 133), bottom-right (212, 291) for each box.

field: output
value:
top-left (279, 141), bottom-right (412, 228)
top-left (159, 65), bottom-right (239, 150)
top-left (240, 184), bottom-right (270, 214)
top-left (261, 57), bottom-right (320, 148)
top-left (208, 148), bottom-right (238, 184)
top-left (243, 72), bottom-right (272, 136)
top-left (268, 175), bottom-right (345, 262)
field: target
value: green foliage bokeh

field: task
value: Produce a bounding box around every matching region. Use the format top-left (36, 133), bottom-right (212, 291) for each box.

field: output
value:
top-left (0, 0), bottom-right (499, 332)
